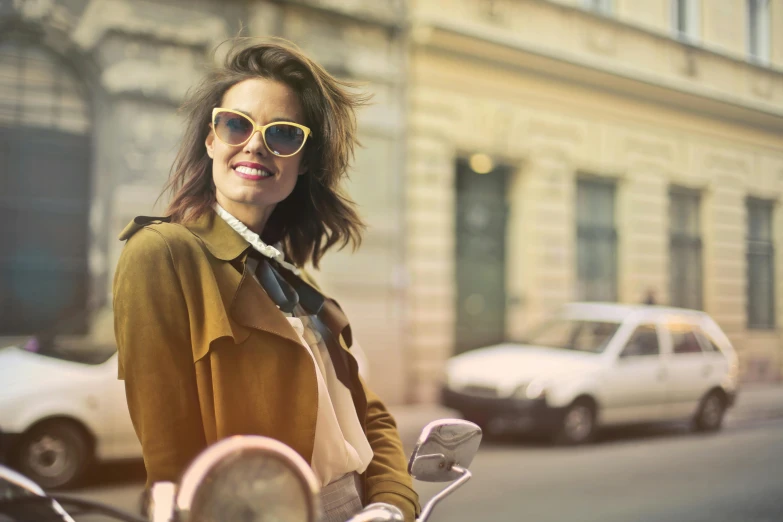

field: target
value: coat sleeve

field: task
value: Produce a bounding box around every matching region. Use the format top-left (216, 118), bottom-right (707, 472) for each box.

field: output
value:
top-left (361, 379), bottom-right (421, 522)
top-left (113, 228), bottom-right (207, 488)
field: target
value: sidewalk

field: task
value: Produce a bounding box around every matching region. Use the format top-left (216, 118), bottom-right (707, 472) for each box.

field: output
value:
top-left (727, 384), bottom-right (783, 422)
top-left (389, 384), bottom-right (783, 447)
top-left (389, 403), bottom-right (461, 449)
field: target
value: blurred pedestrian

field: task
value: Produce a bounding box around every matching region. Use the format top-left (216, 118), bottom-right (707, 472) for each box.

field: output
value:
top-left (113, 39), bottom-right (418, 522)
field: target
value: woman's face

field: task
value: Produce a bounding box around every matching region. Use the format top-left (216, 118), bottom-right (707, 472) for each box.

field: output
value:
top-left (205, 78), bottom-right (307, 230)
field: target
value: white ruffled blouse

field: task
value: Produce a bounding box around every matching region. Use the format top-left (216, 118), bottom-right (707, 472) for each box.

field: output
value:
top-left (213, 204), bottom-right (374, 487)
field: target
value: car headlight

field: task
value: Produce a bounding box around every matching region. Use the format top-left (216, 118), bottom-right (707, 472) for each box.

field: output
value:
top-left (513, 380), bottom-right (547, 400)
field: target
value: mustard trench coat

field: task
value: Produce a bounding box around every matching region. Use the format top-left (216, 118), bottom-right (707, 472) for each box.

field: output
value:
top-left (113, 211), bottom-right (420, 520)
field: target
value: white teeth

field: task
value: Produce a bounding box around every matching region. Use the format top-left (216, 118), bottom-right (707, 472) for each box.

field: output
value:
top-left (235, 165), bottom-right (271, 176)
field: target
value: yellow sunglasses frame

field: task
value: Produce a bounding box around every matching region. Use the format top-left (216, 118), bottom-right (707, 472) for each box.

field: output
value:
top-left (211, 108), bottom-right (312, 157)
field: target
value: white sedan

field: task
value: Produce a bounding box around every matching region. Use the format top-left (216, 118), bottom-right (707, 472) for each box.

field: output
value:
top-left (0, 339), bottom-right (141, 489)
top-left (442, 303), bottom-right (740, 444)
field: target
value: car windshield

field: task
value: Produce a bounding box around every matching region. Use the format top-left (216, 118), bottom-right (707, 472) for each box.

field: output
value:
top-left (524, 318), bottom-right (621, 354)
top-left (19, 336), bottom-right (116, 365)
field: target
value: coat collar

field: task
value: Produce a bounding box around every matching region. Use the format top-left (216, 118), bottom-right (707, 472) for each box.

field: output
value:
top-left (118, 210), bottom-right (353, 352)
top-left (186, 211), bottom-right (307, 346)
top-left (185, 210), bottom-right (251, 261)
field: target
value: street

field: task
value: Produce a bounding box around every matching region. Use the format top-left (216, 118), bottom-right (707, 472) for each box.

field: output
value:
top-left (74, 415), bottom-right (783, 522)
top-left (416, 417), bottom-right (783, 522)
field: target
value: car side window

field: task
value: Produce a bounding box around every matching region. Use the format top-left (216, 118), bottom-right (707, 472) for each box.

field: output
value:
top-left (620, 324), bottom-right (660, 358)
top-left (693, 328), bottom-right (721, 354)
top-left (670, 324), bottom-right (703, 354)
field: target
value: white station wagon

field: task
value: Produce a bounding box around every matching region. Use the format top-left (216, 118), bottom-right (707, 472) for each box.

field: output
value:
top-left (442, 303), bottom-right (739, 444)
top-left (0, 339), bottom-right (141, 489)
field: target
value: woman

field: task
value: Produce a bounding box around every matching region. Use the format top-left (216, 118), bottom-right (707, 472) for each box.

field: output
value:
top-left (113, 39), bottom-right (419, 522)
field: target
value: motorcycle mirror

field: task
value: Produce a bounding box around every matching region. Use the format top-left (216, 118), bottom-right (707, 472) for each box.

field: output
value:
top-left (174, 435), bottom-right (321, 522)
top-left (407, 419), bottom-right (482, 483)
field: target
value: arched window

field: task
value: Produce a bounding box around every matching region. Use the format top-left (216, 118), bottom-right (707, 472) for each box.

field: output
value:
top-left (0, 36), bottom-right (92, 335)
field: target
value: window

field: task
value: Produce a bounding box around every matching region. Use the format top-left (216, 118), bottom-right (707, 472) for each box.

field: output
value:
top-left (747, 0), bottom-right (771, 64)
top-left (621, 325), bottom-right (660, 358)
top-left (583, 0), bottom-right (613, 15)
top-left (670, 326), bottom-right (703, 354)
top-left (747, 198), bottom-right (775, 329)
top-left (577, 179), bottom-right (617, 302)
top-left (524, 318), bottom-right (621, 354)
top-left (0, 39), bottom-right (90, 132)
top-left (672, 0), bottom-right (700, 41)
top-left (670, 188), bottom-right (703, 310)
top-left (693, 329), bottom-right (720, 354)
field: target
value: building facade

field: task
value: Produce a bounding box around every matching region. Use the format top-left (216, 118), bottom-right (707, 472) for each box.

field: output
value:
top-left (405, 0), bottom-right (783, 401)
top-left (0, 0), bottom-right (410, 403)
top-left (3, 0), bottom-right (782, 406)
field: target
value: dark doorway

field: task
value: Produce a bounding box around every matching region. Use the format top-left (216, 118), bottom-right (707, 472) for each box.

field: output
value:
top-left (454, 158), bottom-right (510, 354)
top-left (0, 38), bottom-right (92, 335)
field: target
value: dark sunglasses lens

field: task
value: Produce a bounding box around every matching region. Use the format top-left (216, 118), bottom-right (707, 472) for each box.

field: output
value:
top-left (265, 124), bottom-right (305, 156)
top-left (214, 112), bottom-right (253, 145)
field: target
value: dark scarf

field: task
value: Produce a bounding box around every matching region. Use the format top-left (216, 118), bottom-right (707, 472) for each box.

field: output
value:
top-left (250, 252), bottom-right (354, 391)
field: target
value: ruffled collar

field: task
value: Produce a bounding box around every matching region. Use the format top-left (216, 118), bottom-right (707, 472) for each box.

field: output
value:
top-left (213, 203), bottom-right (300, 275)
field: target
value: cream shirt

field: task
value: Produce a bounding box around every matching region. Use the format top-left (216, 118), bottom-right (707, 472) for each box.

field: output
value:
top-left (213, 205), bottom-right (374, 487)
top-left (286, 314), bottom-right (374, 486)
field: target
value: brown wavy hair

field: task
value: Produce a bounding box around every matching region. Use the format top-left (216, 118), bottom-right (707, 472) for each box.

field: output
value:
top-left (162, 38), bottom-right (369, 268)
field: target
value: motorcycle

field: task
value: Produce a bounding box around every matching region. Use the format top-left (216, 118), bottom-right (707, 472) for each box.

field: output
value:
top-left (0, 418), bottom-right (481, 522)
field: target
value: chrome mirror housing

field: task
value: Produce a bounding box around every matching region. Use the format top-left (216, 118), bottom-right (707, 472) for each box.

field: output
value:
top-left (408, 419), bottom-right (482, 483)
top-left (407, 419), bottom-right (482, 522)
top-left (164, 435), bottom-right (321, 522)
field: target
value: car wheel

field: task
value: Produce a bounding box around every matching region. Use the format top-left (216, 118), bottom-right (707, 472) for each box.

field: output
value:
top-left (15, 421), bottom-right (92, 489)
top-left (555, 400), bottom-right (597, 445)
top-left (693, 391), bottom-right (726, 432)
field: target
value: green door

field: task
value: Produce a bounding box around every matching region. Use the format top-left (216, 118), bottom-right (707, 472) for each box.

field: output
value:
top-left (454, 159), bottom-right (510, 354)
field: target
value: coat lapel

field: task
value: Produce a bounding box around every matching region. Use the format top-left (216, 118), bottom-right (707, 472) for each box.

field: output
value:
top-left (322, 298), bottom-right (353, 350)
top-left (184, 209), bottom-right (354, 351)
top-left (229, 261), bottom-right (304, 347)
top-left (183, 210), bottom-right (303, 348)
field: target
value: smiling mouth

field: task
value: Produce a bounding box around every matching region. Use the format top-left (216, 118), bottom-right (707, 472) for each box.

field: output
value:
top-left (233, 165), bottom-right (274, 179)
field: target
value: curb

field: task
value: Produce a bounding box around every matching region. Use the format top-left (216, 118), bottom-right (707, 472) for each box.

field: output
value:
top-left (728, 386), bottom-right (783, 422)
top-left (726, 407), bottom-right (783, 422)
top-left (390, 388), bottom-right (783, 445)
